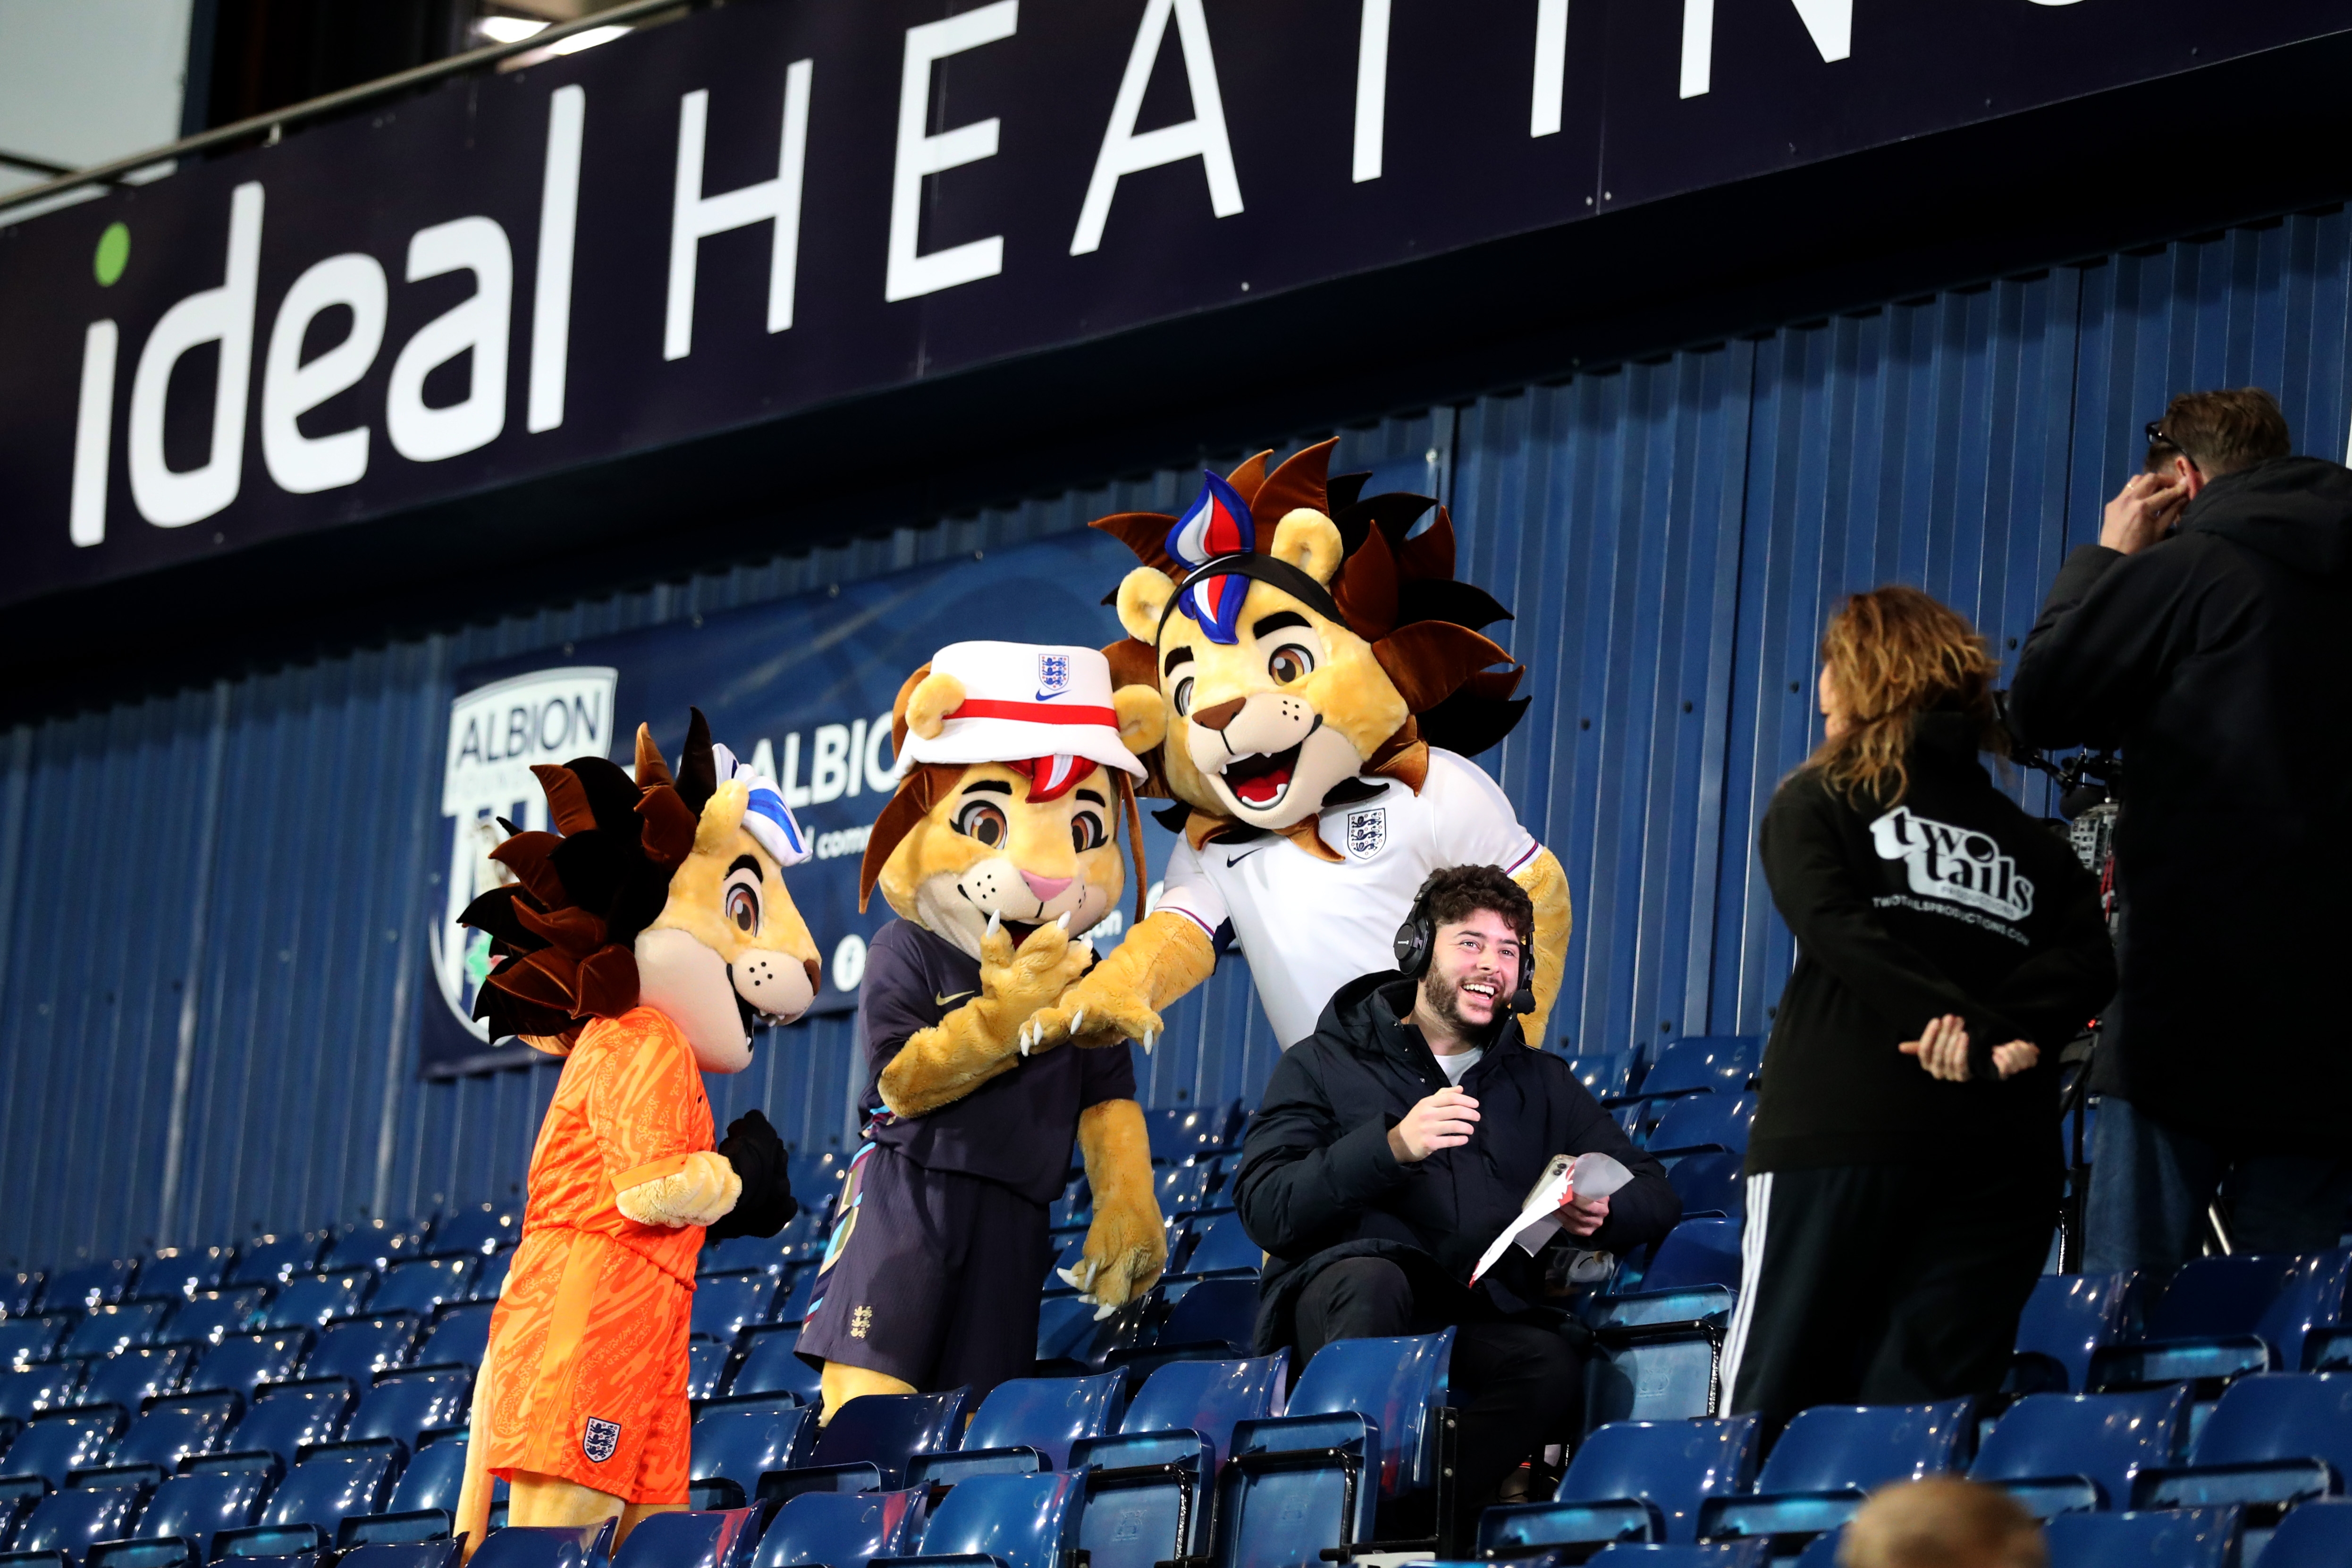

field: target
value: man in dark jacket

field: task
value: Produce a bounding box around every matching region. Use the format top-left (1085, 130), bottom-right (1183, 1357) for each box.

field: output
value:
top-left (1232, 864), bottom-right (1680, 1527)
top-left (2010, 387), bottom-right (2352, 1272)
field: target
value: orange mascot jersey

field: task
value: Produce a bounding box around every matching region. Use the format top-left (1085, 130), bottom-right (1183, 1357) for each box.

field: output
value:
top-left (482, 1005), bottom-right (713, 1504)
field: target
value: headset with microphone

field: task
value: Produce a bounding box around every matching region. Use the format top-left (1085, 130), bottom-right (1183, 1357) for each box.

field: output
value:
top-left (1392, 874), bottom-right (1536, 1018)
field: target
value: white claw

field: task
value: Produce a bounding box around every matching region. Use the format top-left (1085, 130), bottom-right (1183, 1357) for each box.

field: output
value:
top-left (1093, 1298), bottom-right (1118, 1321)
top-left (1057, 1266), bottom-right (1086, 1290)
top-left (986, 910), bottom-right (1003, 938)
top-left (1019, 1026), bottom-right (1033, 1057)
top-left (1071, 1009), bottom-right (1086, 1034)
top-left (1056, 911), bottom-right (1072, 932)
top-left (1142, 1029), bottom-right (1157, 1054)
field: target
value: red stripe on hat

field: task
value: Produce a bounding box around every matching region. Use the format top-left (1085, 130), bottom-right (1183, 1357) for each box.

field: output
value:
top-left (949, 698), bottom-right (1119, 726)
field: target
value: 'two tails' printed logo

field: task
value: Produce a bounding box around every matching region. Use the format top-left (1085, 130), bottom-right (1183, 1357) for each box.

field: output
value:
top-left (1868, 806), bottom-right (2035, 922)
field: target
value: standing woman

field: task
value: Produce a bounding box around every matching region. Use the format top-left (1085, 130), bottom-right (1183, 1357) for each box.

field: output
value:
top-left (1723, 586), bottom-right (2116, 1434)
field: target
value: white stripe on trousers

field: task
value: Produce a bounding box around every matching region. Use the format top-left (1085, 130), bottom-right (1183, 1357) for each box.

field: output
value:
top-left (1715, 1171), bottom-right (1773, 1414)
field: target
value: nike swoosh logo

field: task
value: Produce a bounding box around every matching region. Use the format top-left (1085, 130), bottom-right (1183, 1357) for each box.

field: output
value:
top-left (935, 990), bottom-right (977, 1008)
top-left (1225, 849), bottom-right (1266, 868)
top-left (1035, 689), bottom-right (1065, 702)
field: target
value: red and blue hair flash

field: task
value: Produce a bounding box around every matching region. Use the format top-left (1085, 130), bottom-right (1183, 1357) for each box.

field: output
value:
top-left (1163, 471), bottom-right (1257, 644)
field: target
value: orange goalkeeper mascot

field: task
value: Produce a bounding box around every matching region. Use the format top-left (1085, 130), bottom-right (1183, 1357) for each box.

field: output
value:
top-left (451, 711), bottom-right (822, 1557)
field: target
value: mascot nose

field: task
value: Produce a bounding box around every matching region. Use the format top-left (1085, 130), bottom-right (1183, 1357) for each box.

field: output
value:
top-left (1192, 696), bottom-right (1247, 732)
top-left (1021, 871), bottom-right (1074, 903)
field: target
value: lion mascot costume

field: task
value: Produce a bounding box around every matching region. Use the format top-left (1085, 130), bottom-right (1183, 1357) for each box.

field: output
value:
top-left (451, 710), bottom-right (822, 1556)
top-left (1019, 438), bottom-right (1571, 1056)
top-left (793, 641), bottom-right (1167, 1416)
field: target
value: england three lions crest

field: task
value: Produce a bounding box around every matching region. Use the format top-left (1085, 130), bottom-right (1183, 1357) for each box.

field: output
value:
top-left (582, 1416), bottom-right (622, 1463)
top-left (1344, 807), bottom-right (1387, 860)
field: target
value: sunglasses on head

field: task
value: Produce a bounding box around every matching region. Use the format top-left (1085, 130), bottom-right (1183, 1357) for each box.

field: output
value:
top-left (2145, 421), bottom-right (2198, 468)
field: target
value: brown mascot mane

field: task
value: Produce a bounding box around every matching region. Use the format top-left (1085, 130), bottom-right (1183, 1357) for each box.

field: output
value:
top-left (460, 708), bottom-right (722, 1051)
top-left (1090, 438), bottom-right (1530, 802)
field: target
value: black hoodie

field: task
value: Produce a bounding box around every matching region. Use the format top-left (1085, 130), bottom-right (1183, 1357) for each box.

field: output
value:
top-left (2010, 455), bottom-right (2352, 1151)
top-left (1749, 714), bottom-right (2116, 1173)
top-left (1232, 975), bottom-right (1680, 1355)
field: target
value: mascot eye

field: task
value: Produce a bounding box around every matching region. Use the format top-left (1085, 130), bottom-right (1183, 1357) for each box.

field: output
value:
top-left (1172, 676), bottom-right (1194, 717)
top-left (954, 801), bottom-right (1009, 847)
top-left (1268, 643), bottom-right (1316, 684)
top-left (725, 878), bottom-right (761, 933)
top-left (1071, 811), bottom-right (1107, 852)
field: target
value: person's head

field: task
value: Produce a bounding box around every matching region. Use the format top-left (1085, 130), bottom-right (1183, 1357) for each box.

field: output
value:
top-left (1406, 864), bottom-right (1533, 1043)
top-left (1841, 1477), bottom-right (2044, 1568)
top-left (1811, 586), bottom-right (2003, 806)
top-left (2149, 387), bottom-right (2291, 498)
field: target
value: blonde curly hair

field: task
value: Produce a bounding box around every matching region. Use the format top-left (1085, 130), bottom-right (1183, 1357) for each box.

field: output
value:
top-left (1808, 585), bottom-right (2006, 806)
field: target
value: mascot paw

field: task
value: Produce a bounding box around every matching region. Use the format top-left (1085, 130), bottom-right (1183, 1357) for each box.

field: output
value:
top-left (1020, 974), bottom-right (1164, 1056)
top-left (615, 1150), bottom-right (743, 1228)
top-left (1058, 1235), bottom-right (1168, 1320)
top-left (978, 913), bottom-right (1096, 1052)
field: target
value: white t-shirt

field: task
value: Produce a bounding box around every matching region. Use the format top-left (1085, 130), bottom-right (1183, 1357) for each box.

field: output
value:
top-left (1436, 1046), bottom-right (1484, 1086)
top-left (1153, 747), bottom-right (1542, 1047)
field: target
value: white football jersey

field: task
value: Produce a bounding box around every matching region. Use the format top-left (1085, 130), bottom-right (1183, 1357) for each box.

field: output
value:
top-left (1154, 747), bottom-right (1542, 1047)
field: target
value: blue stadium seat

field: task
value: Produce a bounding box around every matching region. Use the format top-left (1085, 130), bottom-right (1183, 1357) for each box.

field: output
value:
top-left (63, 1306), bottom-right (172, 1362)
top-left (302, 1319), bottom-right (417, 1390)
top-left (1644, 1094), bottom-right (1755, 1158)
top-left (188, 1332), bottom-right (312, 1403)
top-left (0, 1319), bottom-right (76, 1369)
top-left (1586, 1544), bottom-right (1768, 1567)
top-left (1144, 1104), bottom-right (1243, 1167)
top-left (2259, 1498), bottom-right (2352, 1567)
top-left (0, 1365), bottom-right (84, 1425)
top-left (77, 1347), bottom-right (195, 1415)
top-left (143, 1250), bottom-right (235, 1304)
top-left (1215, 1331), bottom-right (1455, 1559)
top-left (608, 1509), bottom-right (758, 1568)
top-left (423, 1209), bottom-right (515, 1261)
top-left (2010, 1273), bottom-right (2140, 1396)
top-left (2, 1277), bottom-right (44, 1320)
top-left (2041, 1505), bottom-right (2241, 1568)
top-left (908, 1373), bottom-right (1123, 1486)
top-left (689, 1408), bottom-right (816, 1509)
top-left (2129, 1371), bottom-right (2352, 1512)
top-left (1072, 1350), bottom-right (1288, 1568)
top-left (751, 1488), bottom-right (926, 1568)
top-left (1626, 1037), bottom-right (1762, 1101)
top-left (686, 1343), bottom-right (730, 1403)
top-left (1164, 1215), bottom-right (1257, 1282)
top-left (1041, 1236), bottom-right (1091, 1297)
top-left (261, 1276), bottom-right (373, 1335)
top-left (412, 1308), bottom-right (491, 1373)
top-left (1034, 1296), bottom-right (1154, 1375)
top-left (346, 1374), bottom-right (470, 1455)
top-left (466, 1521), bottom-right (613, 1568)
top-left (160, 1291), bottom-right (267, 1350)
top-left (228, 1241), bottom-right (325, 1291)
top-left (215, 1451), bottom-right (398, 1557)
top-left (1565, 1056), bottom-right (1633, 1100)
top-left (1666, 1153), bottom-right (1746, 1220)
top-left (1047, 1187), bottom-right (1090, 1231)
top-left (221, 1386), bottom-right (354, 1469)
top-left (385, 1439), bottom-right (468, 1515)
top-left (690, 1276), bottom-right (776, 1344)
top-left (1, 1482), bottom-right (146, 1567)
top-left (1970, 1387), bottom-right (2189, 1517)
top-left (1792, 1526), bottom-right (1844, 1567)
top-left (722, 1329), bottom-right (818, 1407)
top-left (86, 1469), bottom-right (269, 1568)
top-left (1153, 1166), bottom-right (1214, 1219)
top-left (767, 1270), bottom-right (818, 1331)
top-left (2093, 1253), bottom-right (2345, 1394)
top-left (766, 1391), bottom-right (967, 1501)
top-left (873, 1471), bottom-right (1081, 1568)
top-left (4, 1410), bottom-right (125, 1487)
top-left (1121, 1277), bottom-right (1257, 1367)
top-left (467, 1253), bottom-right (511, 1303)
top-left (42, 1264), bottom-right (139, 1315)
top-left (1696, 1399), bottom-right (1974, 1551)
top-left (1583, 1221), bottom-right (1742, 1429)
top-left (322, 1224), bottom-right (431, 1278)
top-left (102, 1394), bottom-right (244, 1481)
top-left (367, 1264), bottom-right (471, 1324)
top-left (698, 1237), bottom-right (793, 1280)
top-left (334, 1543), bottom-right (460, 1568)
top-left (1479, 1416), bottom-right (1761, 1551)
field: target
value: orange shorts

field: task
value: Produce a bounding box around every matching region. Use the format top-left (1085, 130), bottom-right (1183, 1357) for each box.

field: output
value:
top-left (481, 1227), bottom-right (693, 1505)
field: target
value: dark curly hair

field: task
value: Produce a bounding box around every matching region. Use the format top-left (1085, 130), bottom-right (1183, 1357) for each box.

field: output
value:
top-left (1415, 863), bottom-right (1534, 949)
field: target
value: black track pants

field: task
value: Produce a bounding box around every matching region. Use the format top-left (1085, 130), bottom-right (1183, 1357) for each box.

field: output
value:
top-left (1722, 1162), bottom-right (2057, 1437)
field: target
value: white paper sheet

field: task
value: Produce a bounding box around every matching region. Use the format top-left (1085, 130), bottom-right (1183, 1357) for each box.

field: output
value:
top-left (1468, 1151), bottom-right (1634, 1284)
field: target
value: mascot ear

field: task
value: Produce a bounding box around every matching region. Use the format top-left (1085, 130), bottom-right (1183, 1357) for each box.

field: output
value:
top-left (1272, 509), bottom-right (1344, 587)
top-left (905, 671), bottom-right (967, 742)
top-left (695, 777), bottom-right (751, 856)
top-left (1114, 685), bottom-right (1166, 754)
top-left (1116, 566), bottom-right (1177, 645)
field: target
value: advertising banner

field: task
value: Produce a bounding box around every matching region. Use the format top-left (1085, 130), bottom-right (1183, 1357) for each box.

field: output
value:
top-left (421, 527), bottom-right (1171, 1075)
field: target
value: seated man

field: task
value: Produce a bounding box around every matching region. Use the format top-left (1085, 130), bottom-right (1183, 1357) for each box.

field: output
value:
top-left (1232, 864), bottom-right (1680, 1529)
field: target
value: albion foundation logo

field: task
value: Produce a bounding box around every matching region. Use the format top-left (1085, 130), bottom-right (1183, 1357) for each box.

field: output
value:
top-left (1869, 806), bottom-right (2035, 922)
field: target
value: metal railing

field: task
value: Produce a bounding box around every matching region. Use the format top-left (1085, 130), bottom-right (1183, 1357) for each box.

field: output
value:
top-left (0, 0), bottom-right (703, 217)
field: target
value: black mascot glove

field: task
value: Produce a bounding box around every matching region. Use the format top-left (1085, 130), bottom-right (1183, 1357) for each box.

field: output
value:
top-left (703, 1109), bottom-right (798, 1242)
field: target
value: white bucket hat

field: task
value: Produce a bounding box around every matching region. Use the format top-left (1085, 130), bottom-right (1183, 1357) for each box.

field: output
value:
top-left (891, 641), bottom-right (1145, 787)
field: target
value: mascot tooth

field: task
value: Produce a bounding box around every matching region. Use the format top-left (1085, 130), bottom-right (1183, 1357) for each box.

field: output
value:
top-left (795, 642), bottom-right (1168, 1418)
top-left (1021, 438), bottom-right (1572, 1054)
top-left (449, 711), bottom-right (821, 1558)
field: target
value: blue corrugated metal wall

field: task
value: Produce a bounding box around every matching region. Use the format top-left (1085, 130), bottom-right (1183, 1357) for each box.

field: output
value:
top-left (5, 210), bottom-right (2349, 1269)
